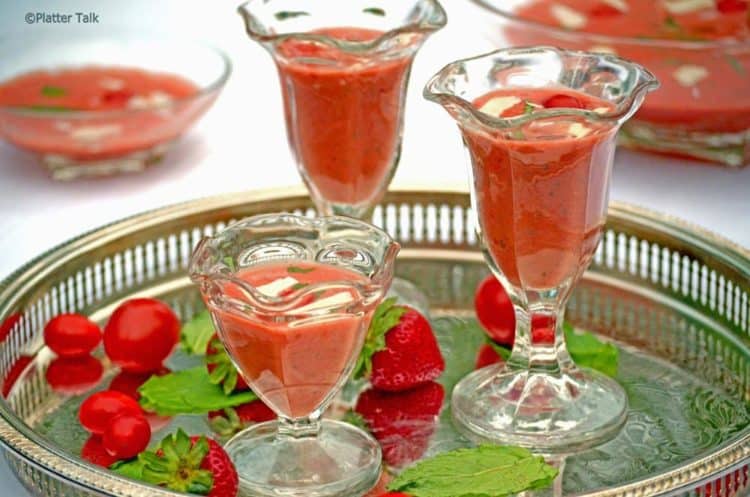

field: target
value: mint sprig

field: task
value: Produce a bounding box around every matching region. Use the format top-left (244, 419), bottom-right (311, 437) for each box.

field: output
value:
top-left (287, 265), bottom-right (315, 274)
top-left (41, 85), bottom-right (66, 97)
top-left (353, 297), bottom-right (407, 379)
top-left (363, 7), bottom-right (386, 16)
top-left (274, 11), bottom-right (309, 21)
top-left (138, 367), bottom-right (256, 416)
top-left (563, 322), bottom-right (619, 377)
top-left (180, 310), bottom-right (214, 356)
top-left (388, 445), bottom-right (558, 497)
top-left (489, 323), bottom-right (619, 377)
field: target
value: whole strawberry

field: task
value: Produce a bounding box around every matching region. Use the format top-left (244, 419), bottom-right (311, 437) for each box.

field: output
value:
top-left (354, 299), bottom-right (444, 392)
top-left (208, 400), bottom-right (276, 437)
top-left (205, 334), bottom-right (249, 394)
top-left (354, 381), bottom-right (444, 468)
top-left (112, 429), bottom-right (238, 497)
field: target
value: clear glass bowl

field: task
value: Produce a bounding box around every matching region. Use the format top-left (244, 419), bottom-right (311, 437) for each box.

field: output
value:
top-left (468, 0), bottom-right (750, 168)
top-left (0, 31), bottom-right (231, 180)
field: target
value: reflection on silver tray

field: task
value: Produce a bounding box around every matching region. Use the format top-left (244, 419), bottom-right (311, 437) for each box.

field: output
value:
top-left (0, 187), bottom-right (748, 497)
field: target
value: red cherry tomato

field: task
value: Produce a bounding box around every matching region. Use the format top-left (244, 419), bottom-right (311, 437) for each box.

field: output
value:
top-left (474, 275), bottom-right (516, 346)
top-left (46, 356), bottom-right (103, 395)
top-left (44, 314), bottom-right (102, 358)
top-left (108, 367), bottom-right (170, 401)
top-left (81, 435), bottom-right (118, 467)
top-left (79, 390), bottom-right (143, 435)
top-left (102, 413), bottom-right (151, 459)
top-left (543, 94), bottom-right (584, 109)
top-left (103, 299), bottom-right (180, 373)
top-left (717, 0), bottom-right (747, 13)
top-left (0, 313), bottom-right (21, 343)
top-left (2, 355), bottom-right (33, 397)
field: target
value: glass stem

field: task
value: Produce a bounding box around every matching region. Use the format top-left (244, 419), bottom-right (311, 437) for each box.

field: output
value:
top-left (507, 288), bottom-right (574, 375)
top-left (277, 415), bottom-right (322, 439)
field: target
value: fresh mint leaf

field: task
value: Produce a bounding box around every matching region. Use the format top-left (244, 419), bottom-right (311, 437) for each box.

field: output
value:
top-left (274, 11), bottom-right (309, 21)
top-left (353, 297), bottom-right (407, 379)
top-left (433, 317), bottom-right (486, 394)
top-left (287, 265), bottom-right (314, 274)
top-left (138, 367), bottom-right (256, 416)
top-left (388, 445), bottom-right (558, 497)
top-left (363, 7), bottom-right (386, 16)
top-left (726, 55), bottom-right (745, 76)
top-left (41, 85), bottom-right (66, 97)
top-left (664, 16), bottom-right (680, 31)
top-left (180, 310), bottom-right (215, 356)
top-left (565, 322), bottom-right (619, 377)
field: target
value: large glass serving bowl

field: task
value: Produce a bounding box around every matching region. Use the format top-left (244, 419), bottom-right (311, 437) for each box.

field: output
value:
top-left (468, 0), bottom-right (750, 168)
top-left (0, 31), bottom-right (230, 180)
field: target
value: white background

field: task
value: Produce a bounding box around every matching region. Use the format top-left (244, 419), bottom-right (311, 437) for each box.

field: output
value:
top-left (0, 0), bottom-right (748, 495)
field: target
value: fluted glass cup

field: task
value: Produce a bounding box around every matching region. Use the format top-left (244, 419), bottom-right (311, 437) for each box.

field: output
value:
top-left (238, 1), bottom-right (446, 218)
top-left (190, 214), bottom-right (399, 497)
top-left (424, 47), bottom-right (658, 451)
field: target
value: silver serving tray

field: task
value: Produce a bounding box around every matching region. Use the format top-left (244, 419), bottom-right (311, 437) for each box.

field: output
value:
top-left (0, 187), bottom-right (748, 497)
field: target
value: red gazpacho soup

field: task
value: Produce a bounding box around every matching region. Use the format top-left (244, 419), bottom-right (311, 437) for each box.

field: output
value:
top-left (275, 27), bottom-right (412, 206)
top-left (465, 89), bottom-right (616, 290)
top-left (0, 66), bottom-right (203, 160)
top-left (505, 0), bottom-right (750, 134)
top-left (210, 261), bottom-right (372, 419)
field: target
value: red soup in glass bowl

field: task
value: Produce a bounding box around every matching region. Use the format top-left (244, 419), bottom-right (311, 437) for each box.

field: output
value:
top-left (0, 32), bottom-right (230, 180)
top-left (468, 0), bottom-right (750, 168)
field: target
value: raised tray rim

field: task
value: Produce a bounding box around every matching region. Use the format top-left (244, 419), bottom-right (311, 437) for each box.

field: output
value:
top-left (0, 185), bottom-right (748, 497)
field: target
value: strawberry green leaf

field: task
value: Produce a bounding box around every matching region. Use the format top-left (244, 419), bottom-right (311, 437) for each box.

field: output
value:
top-left (388, 445), bottom-right (558, 497)
top-left (181, 310), bottom-right (215, 355)
top-left (139, 367), bottom-right (256, 416)
top-left (488, 340), bottom-right (511, 361)
top-left (342, 410), bottom-right (369, 431)
top-left (353, 297), bottom-right (408, 379)
top-left (110, 459), bottom-right (145, 479)
top-left (564, 323), bottom-right (619, 377)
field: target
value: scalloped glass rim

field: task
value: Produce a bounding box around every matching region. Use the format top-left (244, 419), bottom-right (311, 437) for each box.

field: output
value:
top-left (237, 0), bottom-right (447, 52)
top-left (423, 46), bottom-right (659, 129)
top-left (189, 213), bottom-right (399, 313)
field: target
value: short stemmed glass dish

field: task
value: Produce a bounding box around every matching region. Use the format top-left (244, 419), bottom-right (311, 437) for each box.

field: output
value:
top-left (238, 0), bottom-right (447, 218)
top-left (424, 47), bottom-right (659, 451)
top-left (190, 214), bottom-right (399, 496)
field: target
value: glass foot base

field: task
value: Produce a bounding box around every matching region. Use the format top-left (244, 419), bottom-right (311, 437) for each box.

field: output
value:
top-left (41, 141), bottom-right (172, 180)
top-left (451, 364), bottom-right (627, 452)
top-left (225, 420), bottom-right (382, 497)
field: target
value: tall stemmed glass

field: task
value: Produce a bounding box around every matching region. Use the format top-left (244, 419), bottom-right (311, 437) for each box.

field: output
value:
top-left (425, 47), bottom-right (658, 451)
top-left (190, 214), bottom-right (399, 496)
top-left (238, 0), bottom-right (446, 219)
